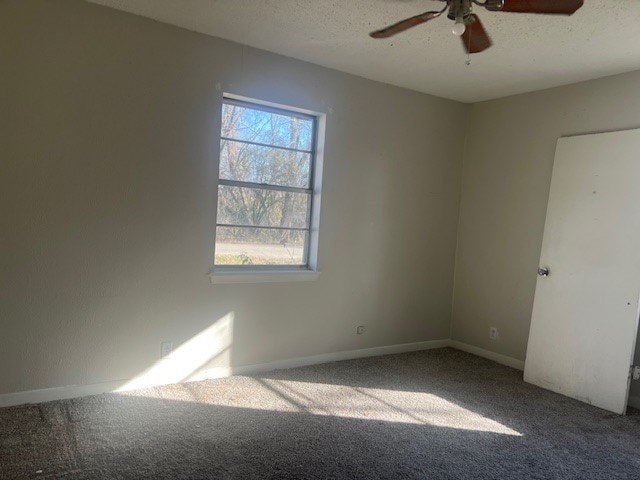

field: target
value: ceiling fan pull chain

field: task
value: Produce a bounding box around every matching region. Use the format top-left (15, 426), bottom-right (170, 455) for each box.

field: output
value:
top-left (465, 14), bottom-right (472, 66)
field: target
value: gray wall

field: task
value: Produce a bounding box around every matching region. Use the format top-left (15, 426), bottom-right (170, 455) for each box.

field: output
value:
top-left (0, 0), bottom-right (466, 395)
top-left (451, 70), bottom-right (640, 397)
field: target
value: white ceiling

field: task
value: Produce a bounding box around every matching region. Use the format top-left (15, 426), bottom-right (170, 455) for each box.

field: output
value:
top-left (86, 0), bottom-right (640, 103)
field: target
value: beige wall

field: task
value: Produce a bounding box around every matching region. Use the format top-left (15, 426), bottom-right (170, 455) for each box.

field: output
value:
top-left (0, 0), bottom-right (466, 395)
top-left (5, 0), bottom-right (637, 402)
top-left (451, 70), bottom-right (640, 397)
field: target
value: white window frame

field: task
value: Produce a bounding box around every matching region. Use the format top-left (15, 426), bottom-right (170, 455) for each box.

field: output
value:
top-left (211, 94), bottom-right (325, 284)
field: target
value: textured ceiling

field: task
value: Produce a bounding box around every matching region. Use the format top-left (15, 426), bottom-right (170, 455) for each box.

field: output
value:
top-left (86, 0), bottom-right (640, 102)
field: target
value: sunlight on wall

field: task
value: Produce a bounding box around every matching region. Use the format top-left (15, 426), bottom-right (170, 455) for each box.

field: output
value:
top-left (116, 313), bottom-right (234, 392)
top-left (149, 376), bottom-right (521, 436)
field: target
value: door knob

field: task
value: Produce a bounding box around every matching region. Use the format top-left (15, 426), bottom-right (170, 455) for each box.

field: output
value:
top-left (537, 267), bottom-right (550, 277)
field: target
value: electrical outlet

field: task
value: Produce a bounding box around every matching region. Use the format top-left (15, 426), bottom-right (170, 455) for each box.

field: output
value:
top-left (160, 341), bottom-right (173, 359)
top-left (489, 327), bottom-right (499, 340)
top-left (356, 325), bottom-right (366, 335)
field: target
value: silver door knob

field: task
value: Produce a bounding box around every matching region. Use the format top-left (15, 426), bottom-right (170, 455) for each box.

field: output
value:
top-left (537, 267), bottom-right (550, 277)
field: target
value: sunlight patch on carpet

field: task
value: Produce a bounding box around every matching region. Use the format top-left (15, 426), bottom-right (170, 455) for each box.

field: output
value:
top-left (145, 376), bottom-right (522, 436)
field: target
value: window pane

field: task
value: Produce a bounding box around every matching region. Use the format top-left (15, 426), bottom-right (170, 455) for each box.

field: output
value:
top-left (215, 227), bottom-right (307, 266)
top-left (219, 140), bottom-right (311, 189)
top-left (217, 185), bottom-right (310, 228)
top-left (221, 103), bottom-right (313, 151)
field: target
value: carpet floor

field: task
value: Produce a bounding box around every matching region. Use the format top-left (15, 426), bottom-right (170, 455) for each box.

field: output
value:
top-left (1, 348), bottom-right (639, 479)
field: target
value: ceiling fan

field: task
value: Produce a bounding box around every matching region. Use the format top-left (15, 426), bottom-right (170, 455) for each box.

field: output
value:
top-left (370, 0), bottom-right (584, 54)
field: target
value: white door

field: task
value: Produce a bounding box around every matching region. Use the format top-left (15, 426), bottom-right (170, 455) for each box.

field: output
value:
top-left (524, 128), bottom-right (640, 415)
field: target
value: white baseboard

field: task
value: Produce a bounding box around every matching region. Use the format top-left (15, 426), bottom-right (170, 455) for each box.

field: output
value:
top-left (449, 340), bottom-right (525, 371)
top-left (0, 380), bottom-right (125, 408)
top-left (0, 339), bottom-right (450, 407)
top-left (0, 339), bottom-right (526, 408)
top-left (4, 338), bottom-right (635, 413)
top-left (628, 395), bottom-right (640, 410)
top-left (255, 338), bottom-right (451, 372)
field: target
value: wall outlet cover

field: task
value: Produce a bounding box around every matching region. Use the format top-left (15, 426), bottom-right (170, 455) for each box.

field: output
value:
top-left (160, 341), bottom-right (173, 359)
top-left (489, 327), bottom-right (499, 340)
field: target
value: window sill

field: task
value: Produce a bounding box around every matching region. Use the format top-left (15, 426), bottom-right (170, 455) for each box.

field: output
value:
top-left (210, 269), bottom-right (321, 285)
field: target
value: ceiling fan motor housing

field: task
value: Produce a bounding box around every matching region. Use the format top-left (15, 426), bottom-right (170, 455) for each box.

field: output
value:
top-left (447, 0), bottom-right (473, 21)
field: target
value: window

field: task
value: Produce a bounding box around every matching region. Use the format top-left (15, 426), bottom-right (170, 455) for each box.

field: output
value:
top-left (213, 96), bottom-right (322, 276)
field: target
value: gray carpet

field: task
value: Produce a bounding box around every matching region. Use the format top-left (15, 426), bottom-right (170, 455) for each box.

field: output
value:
top-left (1, 348), bottom-right (639, 479)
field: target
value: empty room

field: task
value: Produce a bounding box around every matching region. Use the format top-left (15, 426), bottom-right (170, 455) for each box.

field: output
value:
top-left (2, 0), bottom-right (640, 478)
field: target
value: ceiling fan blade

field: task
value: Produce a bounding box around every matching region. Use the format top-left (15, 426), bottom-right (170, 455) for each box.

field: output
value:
top-left (488, 0), bottom-right (584, 15)
top-left (461, 14), bottom-right (492, 54)
top-left (370, 11), bottom-right (440, 39)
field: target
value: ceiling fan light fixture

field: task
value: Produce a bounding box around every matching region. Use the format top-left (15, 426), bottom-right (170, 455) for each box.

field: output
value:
top-left (452, 17), bottom-right (467, 36)
top-left (484, 0), bottom-right (504, 12)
